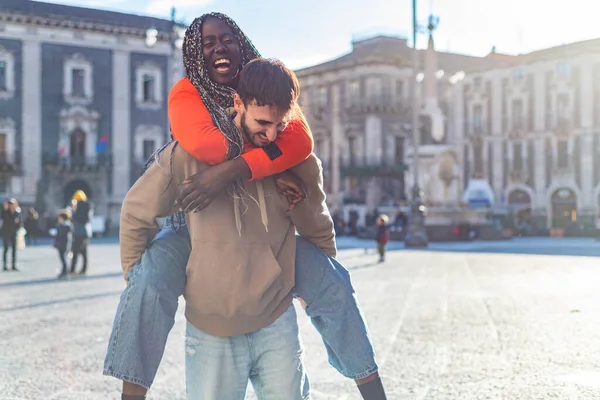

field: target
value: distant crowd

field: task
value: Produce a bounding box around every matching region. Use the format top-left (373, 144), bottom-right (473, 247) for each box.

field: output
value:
top-left (0, 190), bottom-right (93, 278)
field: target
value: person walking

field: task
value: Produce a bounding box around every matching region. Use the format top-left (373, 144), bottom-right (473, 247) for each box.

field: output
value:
top-left (2, 198), bottom-right (22, 271)
top-left (70, 190), bottom-right (93, 275)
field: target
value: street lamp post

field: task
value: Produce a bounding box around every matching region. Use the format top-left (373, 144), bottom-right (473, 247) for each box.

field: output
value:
top-left (404, 0), bottom-right (429, 247)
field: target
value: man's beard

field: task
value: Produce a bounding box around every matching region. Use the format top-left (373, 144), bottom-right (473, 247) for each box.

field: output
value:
top-left (240, 112), bottom-right (268, 148)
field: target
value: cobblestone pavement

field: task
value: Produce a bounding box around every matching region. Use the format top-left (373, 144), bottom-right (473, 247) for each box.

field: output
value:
top-left (1, 238), bottom-right (600, 399)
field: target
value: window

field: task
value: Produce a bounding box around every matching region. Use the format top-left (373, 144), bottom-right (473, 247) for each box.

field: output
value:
top-left (394, 137), bottom-right (404, 165)
top-left (70, 130), bottom-right (86, 160)
top-left (349, 80), bottom-right (359, 98)
top-left (513, 142), bottom-right (523, 171)
top-left (0, 61), bottom-right (6, 91)
top-left (135, 125), bottom-right (164, 165)
top-left (346, 80), bottom-right (359, 106)
top-left (557, 93), bottom-right (570, 121)
top-left (473, 104), bottom-right (483, 133)
top-left (474, 77), bottom-right (482, 89)
top-left (365, 77), bottom-right (382, 99)
top-left (314, 138), bottom-right (323, 157)
top-left (348, 136), bottom-right (357, 166)
top-left (142, 139), bottom-right (156, 161)
top-left (0, 118), bottom-right (16, 165)
top-left (63, 54), bottom-right (93, 104)
top-left (395, 80), bottom-right (404, 97)
top-left (513, 68), bottom-right (525, 82)
top-left (557, 140), bottom-right (569, 169)
top-left (512, 99), bottom-right (523, 130)
top-left (143, 74), bottom-right (155, 102)
top-left (136, 62), bottom-right (163, 110)
top-left (316, 86), bottom-right (327, 107)
top-left (0, 46), bottom-right (15, 100)
top-left (71, 68), bottom-right (85, 98)
top-left (0, 133), bottom-right (6, 163)
top-left (473, 142), bottom-right (484, 177)
top-left (557, 62), bottom-right (570, 77)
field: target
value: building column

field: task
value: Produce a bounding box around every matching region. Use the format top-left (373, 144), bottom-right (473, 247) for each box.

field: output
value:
top-left (330, 83), bottom-right (342, 212)
top-left (533, 137), bottom-right (546, 208)
top-left (492, 140), bottom-right (503, 199)
top-left (534, 72), bottom-right (546, 131)
top-left (581, 133), bottom-right (594, 212)
top-left (21, 39), bottom-right (42, 197)
top-left (111, 50), bottom-right (131, 203)
top-left (579, 61), bottom-right (594, 129)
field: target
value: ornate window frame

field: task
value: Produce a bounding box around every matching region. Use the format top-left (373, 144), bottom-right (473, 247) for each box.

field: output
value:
top-left (63, 53), bottom-right (94, 105)
top-left (134, 125), bottom-right (163, 163)
top-left (0, 46), bottom-right (16, 101)
top-left (135, 61), bottom-right (163, 111)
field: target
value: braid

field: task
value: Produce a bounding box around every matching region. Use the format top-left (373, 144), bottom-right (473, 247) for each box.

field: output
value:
top-left (182, 13), bottom-right (261, 160)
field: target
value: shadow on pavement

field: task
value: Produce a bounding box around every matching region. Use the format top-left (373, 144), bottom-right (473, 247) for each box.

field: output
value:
top-left (347, 261), bottom-right (380, 271)
top-left (0, 290), bottom-right (122, 312)
top-left (0, 271), bottom-right (123, 289)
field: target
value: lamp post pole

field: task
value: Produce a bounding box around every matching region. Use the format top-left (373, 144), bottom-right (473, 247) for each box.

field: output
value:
top-left (404, 0), bottom-right (429, 247)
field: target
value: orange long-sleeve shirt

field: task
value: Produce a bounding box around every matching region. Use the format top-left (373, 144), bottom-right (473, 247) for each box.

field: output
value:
top-left (168, 78), bottom-right (313, 180)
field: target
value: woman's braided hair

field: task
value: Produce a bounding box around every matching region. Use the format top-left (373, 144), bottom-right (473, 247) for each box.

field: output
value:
top-left (182, 12), bottom-right (261, 160)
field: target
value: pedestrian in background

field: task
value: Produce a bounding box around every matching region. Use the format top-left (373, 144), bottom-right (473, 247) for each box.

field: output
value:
top-left (2, 198), bottom-right (22, 271)
top-left (70, 190), bottom-right (93, 275)
top-left (25, 207), bottom-right (40, 245)
top-left (54, 209), bottom-right (73, 279)
top-left (375, 214), bottom-right (390, 263)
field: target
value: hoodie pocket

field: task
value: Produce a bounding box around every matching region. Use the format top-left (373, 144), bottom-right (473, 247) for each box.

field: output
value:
top-left (185, 242), bottom-right (285, 319)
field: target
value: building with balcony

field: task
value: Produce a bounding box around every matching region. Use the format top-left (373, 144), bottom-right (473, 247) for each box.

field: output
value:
top-left (0, 0), bottom-right (184, 225)
top-left (455, 39), bottom-right (600, 233)
top-left (298, 27), bottom-right (600, 235)
top-left (295, 30), bottom-right (493, 215)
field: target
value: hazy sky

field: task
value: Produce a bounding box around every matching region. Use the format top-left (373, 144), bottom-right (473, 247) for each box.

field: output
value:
top-left (43, 0), bottom-right (600, 69)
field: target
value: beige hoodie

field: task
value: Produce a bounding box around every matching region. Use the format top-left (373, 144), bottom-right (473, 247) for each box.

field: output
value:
top-left (120, 142), bottom-right (336, 337)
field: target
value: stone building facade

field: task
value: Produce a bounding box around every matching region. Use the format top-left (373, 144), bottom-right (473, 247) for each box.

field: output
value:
top-left (455, 39), bottom-right (600, 232)
top-left (0, 0), bottom-right (184, 226)
top-left (298, 31), bottom-right (600, 234)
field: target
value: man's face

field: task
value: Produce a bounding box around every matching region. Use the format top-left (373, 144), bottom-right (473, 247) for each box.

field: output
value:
top-left (234, 94), bottom-right (289, 148)
top-left (201, 17), bottom-right (242, 86)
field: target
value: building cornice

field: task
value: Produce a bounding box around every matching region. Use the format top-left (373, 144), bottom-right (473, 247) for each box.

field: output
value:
top-left (0, 12), bottom-right (174, 40)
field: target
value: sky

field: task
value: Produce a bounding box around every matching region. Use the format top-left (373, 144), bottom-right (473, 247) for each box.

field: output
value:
top-left (43, 0), bottom-right (600, 70)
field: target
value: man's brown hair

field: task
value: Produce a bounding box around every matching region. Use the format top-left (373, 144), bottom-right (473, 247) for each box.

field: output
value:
top-left (237, 58), bottom-right (300, 115)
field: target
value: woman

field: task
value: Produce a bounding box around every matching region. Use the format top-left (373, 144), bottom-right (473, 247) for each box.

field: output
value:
top-left (70, 190), bottom-right (93, 275)
top-left (104, 13), bottom-right (386, 400)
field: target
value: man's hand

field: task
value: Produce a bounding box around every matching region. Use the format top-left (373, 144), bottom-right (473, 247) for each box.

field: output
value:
top-left (275, 170), bottom-right (306, 211)
top-left (176, 158), bottom-right (251, 213)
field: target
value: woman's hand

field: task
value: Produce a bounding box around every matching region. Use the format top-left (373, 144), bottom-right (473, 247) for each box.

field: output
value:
top-left (275, 170), bottom-right (306, 211)
top-left (176, 159), bottom-right (251, 213)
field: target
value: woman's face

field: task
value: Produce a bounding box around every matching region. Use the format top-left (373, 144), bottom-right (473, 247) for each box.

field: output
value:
top-left (201, 17), bottom-right (242, 86)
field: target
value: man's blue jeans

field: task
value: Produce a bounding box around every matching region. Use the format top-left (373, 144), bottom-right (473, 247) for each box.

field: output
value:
top-left (103, 226), bottom-right (377, 389)
top-left (186, 304), bottom-right (309, 400)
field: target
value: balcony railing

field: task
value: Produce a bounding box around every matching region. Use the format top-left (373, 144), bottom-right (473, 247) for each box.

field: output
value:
top-left (345, 95), bottom-right (405, 115)
top-left (43, 153), bottom-right (112, 171)
top-left (0, 151), bottom-right (19, 172)
top-left (341, 163), bottom-right (408, 178)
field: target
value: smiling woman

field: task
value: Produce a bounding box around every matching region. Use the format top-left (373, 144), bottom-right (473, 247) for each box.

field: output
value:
top-left (201, 17), bottom-right (241, 85)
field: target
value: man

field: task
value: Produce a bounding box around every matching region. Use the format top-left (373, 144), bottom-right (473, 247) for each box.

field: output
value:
top-left (120, 58), bottom-right (331, 399)
top-left (106, 13), bottom-right (386, 400)
top-left (2, 198), bottom-right (22, 271)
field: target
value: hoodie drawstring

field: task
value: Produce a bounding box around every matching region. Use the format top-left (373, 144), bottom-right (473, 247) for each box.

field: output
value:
top-left (256, 181), bottom-right (269, 233)
top-left (232, 181), bottom-right (269, 237)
